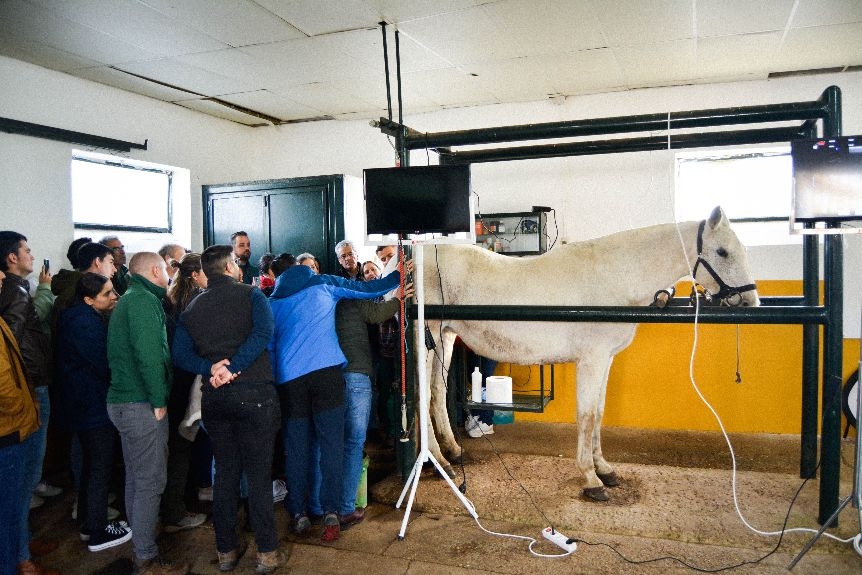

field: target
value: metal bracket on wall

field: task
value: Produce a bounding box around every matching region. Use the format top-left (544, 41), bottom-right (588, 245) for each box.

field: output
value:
top-left (0, 116), bottom-right (147, 153)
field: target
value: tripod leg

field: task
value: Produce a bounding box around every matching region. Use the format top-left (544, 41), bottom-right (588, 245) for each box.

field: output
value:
top-left (788, 494), bottom-right (852, 569)
top-left (397, 458), bottom-right (424, 539)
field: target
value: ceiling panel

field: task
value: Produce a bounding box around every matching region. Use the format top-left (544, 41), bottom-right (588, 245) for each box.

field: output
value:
top-left (28, 0), bottom-right (230, 58)
top-left (695, 32), bottom-right (783, 78)
top-left (254, 0), bottom-right (378, 36)
top-left (115, 58), bottom-right (256, 97)
top-left (594, 0), bottom-right (694, 47)
top-left (614, 39), bottom-right (696, 87)
top-left (172, 97), bottom-right (269, 126)
top-left (696, 0), bottom-right (795, 38)
top-left (139, 0), bottom-right (307, 47)
top-left (73, 66), bottom-right (202, 101)
top-left (791, 0), bottom-right (862, 28)
top-left (216, 90), bottom-right (325, 121)
top-left (774, 23), bottom-right (862, 71)
top-left (0, 0), bottom-right (160, 64)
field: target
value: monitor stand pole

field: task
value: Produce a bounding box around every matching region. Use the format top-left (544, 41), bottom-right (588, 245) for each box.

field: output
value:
top-left (396, 241), bottom-right (479, 539)
top-left (788, 285), bottom-right (862, 567)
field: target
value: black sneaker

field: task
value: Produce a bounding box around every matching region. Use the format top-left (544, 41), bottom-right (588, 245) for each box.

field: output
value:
top-left (87, 521), bottom-right (132, 552)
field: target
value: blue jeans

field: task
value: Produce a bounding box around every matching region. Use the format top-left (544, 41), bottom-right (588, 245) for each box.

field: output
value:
top-left (0, 442), bottom-right (24, 574)
top-left (17, 386), bottom-right (49, 562)
top-left (108, 402), bottom-right (168, 562)
top-left (308, 372), bottom-right (372, 516)
top-left (278, 366), bottom-right (345, 517)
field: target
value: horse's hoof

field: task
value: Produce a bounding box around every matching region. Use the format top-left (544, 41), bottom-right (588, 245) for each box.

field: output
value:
top-left (597, 471), bottom-right (620, 487)
top-left (439, 464), bottom-right (456, 480)
top-left (583, 487), bottom-right (609, 502)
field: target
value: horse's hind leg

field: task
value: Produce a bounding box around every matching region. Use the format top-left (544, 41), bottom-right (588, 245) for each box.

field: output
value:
top-left (575, 354), bottom-right (614, 501)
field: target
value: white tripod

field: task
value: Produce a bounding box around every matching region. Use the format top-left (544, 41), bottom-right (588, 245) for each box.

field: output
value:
top-left (396, 241), bottom-right (479, 539)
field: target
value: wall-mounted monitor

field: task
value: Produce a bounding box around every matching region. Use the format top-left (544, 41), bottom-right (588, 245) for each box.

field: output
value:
top-left (363, 164), bottom-right (475, 243)
top-left (790, 135), bottom-right (862, 235)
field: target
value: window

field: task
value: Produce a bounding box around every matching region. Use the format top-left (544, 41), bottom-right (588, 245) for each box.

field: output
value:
top-left (72, 153), bottom-right (172, 232)
top-left (675, 147), bottom-right (796, 246)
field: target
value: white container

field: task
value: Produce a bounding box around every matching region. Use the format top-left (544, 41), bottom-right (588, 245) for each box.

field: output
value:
top-left (471, 367), bottom-right (483, 402)
top-left (485, 375), bottom-right (513, 404)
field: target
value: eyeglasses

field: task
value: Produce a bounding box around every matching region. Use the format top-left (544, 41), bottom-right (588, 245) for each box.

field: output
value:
top-left (111, 245), bottom-right (125, 252)
top-left (339, 252), bottom-right (356, 260)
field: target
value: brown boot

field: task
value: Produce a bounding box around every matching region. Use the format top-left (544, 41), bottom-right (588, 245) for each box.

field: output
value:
top-left (254, 549), bottom-right (286, 574)
top-left (132, 556), bottom-right (189, 575)
top-left (17, 560), bottom-right (59, 575)
top-left (217, 540), bottom-right (248, 572)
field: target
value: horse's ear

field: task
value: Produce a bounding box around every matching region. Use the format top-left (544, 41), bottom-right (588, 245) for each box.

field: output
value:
top-left (707, 206), bottom-right (727, 229)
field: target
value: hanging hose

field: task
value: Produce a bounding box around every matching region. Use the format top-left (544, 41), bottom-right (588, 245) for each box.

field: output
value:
top-left (398, 241), bottom-right (410, 442)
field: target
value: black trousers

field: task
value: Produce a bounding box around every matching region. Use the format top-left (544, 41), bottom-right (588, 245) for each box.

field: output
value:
top-left (78, 425), bottom-right (116, 534)
top-left (202, 383), bottom-right (281, 554)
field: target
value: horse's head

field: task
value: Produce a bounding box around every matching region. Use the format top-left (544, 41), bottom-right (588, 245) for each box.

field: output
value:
top-left (692, 207), bottom-right (760, 307)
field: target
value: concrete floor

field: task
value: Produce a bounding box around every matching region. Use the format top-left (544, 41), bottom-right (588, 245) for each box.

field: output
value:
top-left (27, 424), bottom-right (862, 574)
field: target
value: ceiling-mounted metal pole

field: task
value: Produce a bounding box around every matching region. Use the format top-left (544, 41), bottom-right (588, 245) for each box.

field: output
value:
top-left (380, 22), bottom-right (393, 122)
top-left (395, 28), bottom-right (403, 128)
top-left (402, 91), bottom-right (840, 150)
top-left (438, 125), bottom-right (811, 164)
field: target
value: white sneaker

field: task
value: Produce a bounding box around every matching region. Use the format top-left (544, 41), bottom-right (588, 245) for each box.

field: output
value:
top-left (34, 481), bottom-right (63, 497)
top-left (464, 415), bottom-right (494, 438)
top-left (163, 511), bottom-right (207, 533)
top-left (272, 479), bottom-right (287, 503)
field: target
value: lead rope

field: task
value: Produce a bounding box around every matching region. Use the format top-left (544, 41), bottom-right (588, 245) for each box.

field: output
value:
top-left (398, 242), bottom-right (410, 441)
top-left (735, 324), bottom-right (743, 384)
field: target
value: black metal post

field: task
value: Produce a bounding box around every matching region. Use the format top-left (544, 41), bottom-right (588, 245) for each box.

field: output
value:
top-left (800, 227), bottom-right (820, 479)
top-left (817, 85), bottom-right (843, 525)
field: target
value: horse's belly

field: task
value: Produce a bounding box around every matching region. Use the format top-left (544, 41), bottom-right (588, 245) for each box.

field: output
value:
top-left (449, 320), bottom-right (637, 365)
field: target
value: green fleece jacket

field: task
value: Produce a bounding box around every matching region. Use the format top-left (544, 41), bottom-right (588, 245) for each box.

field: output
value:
top-left (107, 274), bottom-right (171, 407)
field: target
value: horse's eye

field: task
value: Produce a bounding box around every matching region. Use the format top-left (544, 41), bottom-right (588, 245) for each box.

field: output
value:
top-left (716, 247), bottom-right (728, 258)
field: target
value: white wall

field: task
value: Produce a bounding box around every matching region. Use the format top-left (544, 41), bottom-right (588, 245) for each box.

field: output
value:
top-left (1, 55), bottom-right (859, 336)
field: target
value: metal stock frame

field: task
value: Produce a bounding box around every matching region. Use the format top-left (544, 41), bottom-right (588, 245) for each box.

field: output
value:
top-left (377, 85), bottom-right (846, 526)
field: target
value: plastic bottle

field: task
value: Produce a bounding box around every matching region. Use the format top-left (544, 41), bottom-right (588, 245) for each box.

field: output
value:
top-left (355, 455), bottom-right (369, 508)
top-left (471, 367), bottom-right (483, 403)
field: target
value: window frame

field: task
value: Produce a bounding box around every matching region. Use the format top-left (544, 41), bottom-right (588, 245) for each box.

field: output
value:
top-left (71, 154), bottom-right (174, 234)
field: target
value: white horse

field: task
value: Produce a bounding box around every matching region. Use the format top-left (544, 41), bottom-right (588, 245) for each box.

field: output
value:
top-left (419, 206), bottom-right (759, 501)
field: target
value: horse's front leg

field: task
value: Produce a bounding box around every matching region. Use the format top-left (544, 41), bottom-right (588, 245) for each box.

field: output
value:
top-left (575, 355), bottom-right (614, 501)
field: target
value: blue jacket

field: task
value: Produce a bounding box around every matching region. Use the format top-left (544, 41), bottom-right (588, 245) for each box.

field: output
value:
top-left (269, 265), bottom-right (400, 384)
top-left (56, 303), bottom-right (112, 431)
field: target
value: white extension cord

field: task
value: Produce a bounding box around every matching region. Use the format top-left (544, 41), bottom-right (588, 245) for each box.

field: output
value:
top-left (674, 230), bottom-right (862, 556)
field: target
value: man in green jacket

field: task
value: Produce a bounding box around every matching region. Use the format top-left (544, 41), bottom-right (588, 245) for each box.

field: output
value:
top-left (106, 252), bottom-right (187, 575)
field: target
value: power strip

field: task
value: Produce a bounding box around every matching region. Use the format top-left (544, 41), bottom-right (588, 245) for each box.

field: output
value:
top-left (542, 527), bottom-right (577, 553)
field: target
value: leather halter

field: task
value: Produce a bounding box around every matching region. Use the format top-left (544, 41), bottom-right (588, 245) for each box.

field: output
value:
top-left (691, 220), bottom-right (757, 305)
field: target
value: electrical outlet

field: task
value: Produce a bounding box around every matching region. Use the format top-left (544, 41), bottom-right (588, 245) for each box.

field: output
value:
top-left (542, 527), bottom-right (577, 553)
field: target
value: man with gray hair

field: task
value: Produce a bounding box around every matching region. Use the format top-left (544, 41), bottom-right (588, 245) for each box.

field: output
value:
top-left (107, 252), bottom-right (187, 575)
top-left (334, 240), bottom-right (361, 281)
top-left (101, 235), bottom-right (129, 295)
top-left (158, 244), bottom-right (186, 285)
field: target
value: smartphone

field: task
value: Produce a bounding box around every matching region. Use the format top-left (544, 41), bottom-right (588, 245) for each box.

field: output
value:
top-left (43, 259), bottom-right (49, 273)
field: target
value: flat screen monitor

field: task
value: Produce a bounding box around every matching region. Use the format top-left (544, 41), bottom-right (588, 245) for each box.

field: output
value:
top-left (791, 135), bottom-right (862, 224)
top-left (364, 164), bottom-right (473, 236)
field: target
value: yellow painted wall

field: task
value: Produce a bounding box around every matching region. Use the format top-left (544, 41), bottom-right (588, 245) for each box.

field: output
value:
top-left (509, 280), bottom-right (860, 435)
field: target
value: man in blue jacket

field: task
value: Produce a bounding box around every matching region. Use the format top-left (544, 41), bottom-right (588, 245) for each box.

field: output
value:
top-left (269, 258), bottom-right (401, 542)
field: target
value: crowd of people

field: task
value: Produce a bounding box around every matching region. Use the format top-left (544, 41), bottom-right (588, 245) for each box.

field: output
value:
top-left (0, 230), bottom-right (412, 575)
